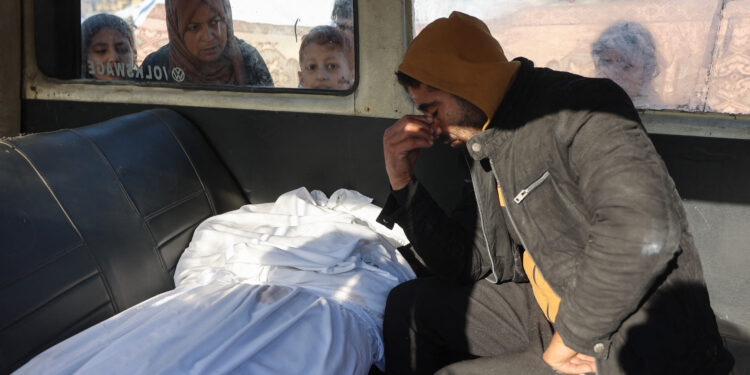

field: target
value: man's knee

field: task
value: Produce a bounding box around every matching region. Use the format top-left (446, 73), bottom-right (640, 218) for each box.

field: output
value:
top-left (384, 278), bottom-right (421, 320)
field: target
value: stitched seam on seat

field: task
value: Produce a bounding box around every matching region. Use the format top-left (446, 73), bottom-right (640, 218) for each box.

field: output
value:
top-left (0, 140), bottom-right (85, 244)
top-left (0, 272), bottom-right (101, 332)
top-left (149, 109), bottom-right (218, 215)
top-left (156, 213), bottom-right (209, 249)
top-left (0, 242), bottom-right (88, 290)
top-left (143, 189), bottom-right (205, 221)
top-left (14, 300), bottom-right (114, 371)
top-left (69, 127), bottom-right (171, 277)
top-left (48, 300), bottom-right (112, 342)
top-left (0, 139), bottom-right (117, 312)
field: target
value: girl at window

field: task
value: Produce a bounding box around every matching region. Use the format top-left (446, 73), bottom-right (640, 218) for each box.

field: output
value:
top-left (81, 13), bottom-right (137, 81)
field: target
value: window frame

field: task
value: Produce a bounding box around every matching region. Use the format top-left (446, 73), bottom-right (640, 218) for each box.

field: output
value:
top-left (33, 0), bottom-right (365, 96)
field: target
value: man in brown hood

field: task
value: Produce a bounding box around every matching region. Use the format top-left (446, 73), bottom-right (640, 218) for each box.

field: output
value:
top-left (377, 11), bottom-right (732, 375)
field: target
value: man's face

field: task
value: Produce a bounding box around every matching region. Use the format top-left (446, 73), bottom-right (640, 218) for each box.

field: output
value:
top-left (407, 83), bottom-right (486, 148)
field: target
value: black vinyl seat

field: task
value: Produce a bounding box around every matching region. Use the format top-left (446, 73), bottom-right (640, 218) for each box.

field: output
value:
top-left (0, 109), bottom-right (246, 373)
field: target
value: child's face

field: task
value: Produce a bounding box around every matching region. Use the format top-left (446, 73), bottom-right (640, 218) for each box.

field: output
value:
top-left (298, 44), bottom-right (353, 90)
top-left (595, 48), bottom-right (647, 98)
top-left (87, 27), bottom-right (135, 80)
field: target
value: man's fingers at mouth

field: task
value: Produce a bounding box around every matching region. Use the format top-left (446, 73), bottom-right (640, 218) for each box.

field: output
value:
top-left (402, 114), bottom-right (433, 125)
top-left (393, 136), bottom-right (433, 152)
top-left (403, 122), bottom-right (434, 138)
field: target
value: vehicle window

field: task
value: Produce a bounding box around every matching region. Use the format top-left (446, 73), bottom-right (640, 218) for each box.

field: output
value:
top-left (413, 0), bottom-right (750, 115)
top-left (80, 0), bottom-right (356, 91)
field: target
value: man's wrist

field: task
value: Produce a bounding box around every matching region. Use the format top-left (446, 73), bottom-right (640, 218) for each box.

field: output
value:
top-left (390, 178), bottom-right (411, 191)
top-left (377, 179), bottom-right (417, 229)
top-left (391, 178), bottom-right (419, 207)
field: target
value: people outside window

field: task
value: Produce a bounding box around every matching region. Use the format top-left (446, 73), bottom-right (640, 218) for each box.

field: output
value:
top-left (331, 0), bottom-right (354, 41)
top-left (330, 0), bottom-right (354, 76)
top-left (81, 13), bottom-right (137, 80)
top-left (141, 0), bottom-right (273, 86)
top-left (592, 21), bottom-right (659, 100)
top-left (376, 11), bottom-right (733, 375)
top-left (298, 26), bottom-right (354, 90)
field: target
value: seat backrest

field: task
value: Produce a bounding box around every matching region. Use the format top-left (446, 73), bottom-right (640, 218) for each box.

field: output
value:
top-left (0, 108), bottom-right (246, 373)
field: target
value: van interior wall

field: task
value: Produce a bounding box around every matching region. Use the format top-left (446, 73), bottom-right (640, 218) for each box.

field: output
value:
top-left (0, 0), bottom-right (22, 137)
top-left (21, 99), bottom-right (750, 369)
top-left (21, 99), bottom-right (395, 206)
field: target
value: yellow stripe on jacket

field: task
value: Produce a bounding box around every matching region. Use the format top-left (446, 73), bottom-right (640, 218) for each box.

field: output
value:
top-left (496, 185), bottom-right (560, 322)
top-left (522, 251), bottom-right (561, 322)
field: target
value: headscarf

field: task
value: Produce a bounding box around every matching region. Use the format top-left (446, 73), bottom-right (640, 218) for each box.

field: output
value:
top-left (166, 0), bottom-right (246, 85)
top-left (398, 11), bottom-right (520, 120)
top-left (81, 13), bottom-right (136, 78)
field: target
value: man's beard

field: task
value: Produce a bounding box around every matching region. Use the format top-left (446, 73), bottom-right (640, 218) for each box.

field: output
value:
top-left (455, 95), bottom-right (487, 128)
top-left (435, 95), bottom-right (487, 144)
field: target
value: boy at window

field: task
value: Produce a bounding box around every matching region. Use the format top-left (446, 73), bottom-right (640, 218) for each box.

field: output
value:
top-left (592, 21), bottom-right (659, 101)
top-left (298, 26), bottom-right (354, 90)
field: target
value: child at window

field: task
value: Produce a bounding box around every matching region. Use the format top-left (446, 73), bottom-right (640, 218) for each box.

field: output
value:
top-left (298, 26), bottom-right (354, 90)
top-left (81, 13), bottom-right (137, 80)
top-left (591, 21), bottom-right (659, 100)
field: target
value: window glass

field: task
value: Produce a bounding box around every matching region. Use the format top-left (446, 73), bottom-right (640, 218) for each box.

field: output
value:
top-left (414, 0), bottom-right (750, 115)
top-left (80, 0), bottom-right (356, 91)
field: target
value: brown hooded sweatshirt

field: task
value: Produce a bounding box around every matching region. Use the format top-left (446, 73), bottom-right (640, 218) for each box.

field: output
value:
top-left (398, 11), bottom-right (519, 121)
top-left (398, 11), bottom-right (561, 322)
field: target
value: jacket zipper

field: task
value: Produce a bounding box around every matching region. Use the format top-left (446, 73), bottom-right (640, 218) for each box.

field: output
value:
top-left (490, 161), bottom-right (562, 299)
top-left (513, 171), bottom-right (551, 204)
top-left (465, 157), bottom-right (500, 283)
top-left (489, 159), bottom-right (536, 274)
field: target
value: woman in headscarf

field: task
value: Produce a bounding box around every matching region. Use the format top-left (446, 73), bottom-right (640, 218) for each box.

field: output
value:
top-left (141, 0), bottom-right (273, 86)
top-left (81, 13), bottom-right (137, 80)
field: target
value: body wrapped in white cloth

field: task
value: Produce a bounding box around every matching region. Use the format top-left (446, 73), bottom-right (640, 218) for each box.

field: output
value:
top-left (14, 188), bottom-right (415, 375)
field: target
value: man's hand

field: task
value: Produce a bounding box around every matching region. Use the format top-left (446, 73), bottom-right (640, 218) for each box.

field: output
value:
top-left (383, 115), bottom-right (436, 190)
top-left (542, 332), bottom-right (597, 374)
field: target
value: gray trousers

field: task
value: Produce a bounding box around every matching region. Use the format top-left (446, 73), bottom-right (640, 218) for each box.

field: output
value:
top-left (383, 277), bottom-right (733, 375)
top-left (383, 277), bottom-right (559, 375)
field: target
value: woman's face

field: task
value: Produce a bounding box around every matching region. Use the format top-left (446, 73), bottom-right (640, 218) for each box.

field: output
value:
top-left (87, 27), bottom-right (135, 80)
top-left (183, 3), bottom-right (228, 63)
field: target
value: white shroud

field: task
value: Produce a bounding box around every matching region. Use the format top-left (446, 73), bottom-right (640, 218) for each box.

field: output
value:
top-left (15, 188), bottom-right (414, 375)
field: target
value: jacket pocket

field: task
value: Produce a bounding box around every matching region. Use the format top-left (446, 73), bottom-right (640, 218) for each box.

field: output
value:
top-left (510, 169), bottom-right (586, 289)
top-left (513, 171), bottom-right (551, 204)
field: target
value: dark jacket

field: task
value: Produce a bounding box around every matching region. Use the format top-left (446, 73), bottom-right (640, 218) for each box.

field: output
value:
top-left (140, 37), bottom-right (274, 86)
top-left (378, 58), bottom-right (730, 371)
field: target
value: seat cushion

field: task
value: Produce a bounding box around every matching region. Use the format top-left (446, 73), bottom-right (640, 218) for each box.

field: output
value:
top-left (0, 109), bottom-right (246, 372)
